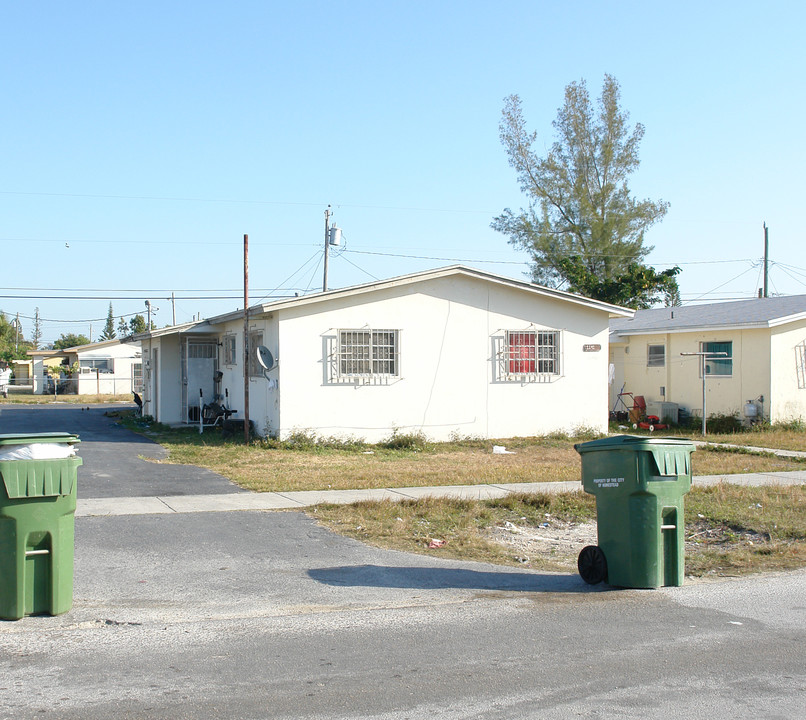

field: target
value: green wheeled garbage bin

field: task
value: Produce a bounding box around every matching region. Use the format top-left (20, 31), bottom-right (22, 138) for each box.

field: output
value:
top-left (0, 432), bottom-right (82, 620)
top-left (574, 435), bottom-right (695, 589)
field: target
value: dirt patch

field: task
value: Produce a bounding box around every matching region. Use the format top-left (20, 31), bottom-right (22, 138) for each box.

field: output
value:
top-left (486, 518), bottom-right (781, 575)
top-left (486, 520), bottom-right (598, 568)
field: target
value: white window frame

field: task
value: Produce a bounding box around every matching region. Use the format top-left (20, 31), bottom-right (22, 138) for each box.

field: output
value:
top-left (79, 357), bottom-right (114, 373)
top-left (647, 344), bottom-right (665, 368)
top-left (700, 341), bottom-right (733, 377)
top-left (223, 335), bottom-right (237, 366)
top-left (332, 329), bottom-right (400, 384)
top-left (501, 329), bottom-right (561, 381)
top-left (248, 331), bottom-right (264, 377)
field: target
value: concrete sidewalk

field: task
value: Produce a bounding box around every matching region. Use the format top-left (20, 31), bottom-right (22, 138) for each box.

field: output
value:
top-left (76, 470), bottom-right (806, 517)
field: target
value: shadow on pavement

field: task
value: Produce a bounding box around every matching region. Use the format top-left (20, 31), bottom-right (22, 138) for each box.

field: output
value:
top-left (308, 564), bottom-right (611, 593)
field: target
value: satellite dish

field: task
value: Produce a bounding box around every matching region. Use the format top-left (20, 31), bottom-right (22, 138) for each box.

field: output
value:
top-left (256, 345), bottom-right (276, 372)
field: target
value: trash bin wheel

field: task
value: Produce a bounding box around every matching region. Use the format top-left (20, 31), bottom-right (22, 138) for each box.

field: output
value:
top-left (578, 545), bottom-right (607, 585)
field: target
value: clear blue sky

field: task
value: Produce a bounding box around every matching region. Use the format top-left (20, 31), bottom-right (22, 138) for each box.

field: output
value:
top-left (2, 1), bottom-right (804, 345)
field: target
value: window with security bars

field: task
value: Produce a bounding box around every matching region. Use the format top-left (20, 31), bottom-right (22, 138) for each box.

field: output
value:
top-left (338, 330), bottom-right (399, 378)
top-left (505, 330), bottom-right (560, 377)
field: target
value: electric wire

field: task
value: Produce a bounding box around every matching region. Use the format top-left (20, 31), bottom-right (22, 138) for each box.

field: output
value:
top-left (251, 250), bottom-right (323, 305)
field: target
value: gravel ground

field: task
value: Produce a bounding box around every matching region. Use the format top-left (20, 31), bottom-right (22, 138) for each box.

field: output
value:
top-left (487, 520), bottom-right (598, 567)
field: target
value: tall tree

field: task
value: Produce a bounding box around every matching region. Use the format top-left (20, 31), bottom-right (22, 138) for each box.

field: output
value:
top-left (99, 303), bottom-right (117, 341)
top-left (117, 316), bottom-right (130, 337)
top-left (493, 74), bottom-right (675, 305)
top-left (32, 307), bottom-right (42, 350)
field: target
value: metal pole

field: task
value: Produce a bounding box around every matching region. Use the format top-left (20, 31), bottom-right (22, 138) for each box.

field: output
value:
top-left (701, 355), bottom-right (707, 436)
top-left (681, 351), bottom-right (728, 436)
top-left (323, 206), bottom-right (331, 292)
top-left (763, 222), bottom-right (769, 298)
top-left (243, 234), bottom-right (250, 444)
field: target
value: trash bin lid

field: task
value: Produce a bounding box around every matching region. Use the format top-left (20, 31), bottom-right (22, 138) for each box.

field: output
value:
top-left (574, 434), bottom-right (694, 453)
top-left (0, 432), bottom-right (80, 445)
top-left (575, 434), bottom-right (695, 476)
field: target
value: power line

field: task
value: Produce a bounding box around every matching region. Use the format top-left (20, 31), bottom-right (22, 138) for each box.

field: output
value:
top-left (0, 190), bottom-right (493, 215)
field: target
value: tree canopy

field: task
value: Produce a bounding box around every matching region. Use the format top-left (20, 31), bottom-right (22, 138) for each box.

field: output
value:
top-left (128, 315), bottom-right (147, 334)
top-left (0, 312), bottom-right (32, 362)
top-left (53, 333), bottom-right (90, 350)
top-left (493, 74), bottom-right (677, 307)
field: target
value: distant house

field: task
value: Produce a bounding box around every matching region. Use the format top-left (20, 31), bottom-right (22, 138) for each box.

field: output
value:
top-left (609, 295), bottom-right (806, 424)
top-left (135, 266), bottom-right (631, 441)
top-left (28, 339), bottom-right (142, 395)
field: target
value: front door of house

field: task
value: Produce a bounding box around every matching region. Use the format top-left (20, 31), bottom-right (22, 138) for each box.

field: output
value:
top-left (183, 341), bottom-right (218, 423)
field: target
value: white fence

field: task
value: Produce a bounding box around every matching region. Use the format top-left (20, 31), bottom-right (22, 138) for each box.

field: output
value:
top-left (2, 375), bottom-right (141, 397)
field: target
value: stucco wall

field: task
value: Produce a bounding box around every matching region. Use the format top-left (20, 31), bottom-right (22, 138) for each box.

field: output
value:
top-left (616, 329), bottom-right (773, 422)
top-left (272, 275), bottom-right (611, 442)
top-left (770, 323), bottom-right (806, 422)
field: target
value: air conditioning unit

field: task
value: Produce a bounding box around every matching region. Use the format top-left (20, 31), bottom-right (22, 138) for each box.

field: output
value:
top-left (646, 401), bottom-right (679, 425)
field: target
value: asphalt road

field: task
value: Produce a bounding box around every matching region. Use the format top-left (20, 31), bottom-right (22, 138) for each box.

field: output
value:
top-left (0, 404), bottom-right (804, 719)
top-left (0, 403), bottom-right (246, 497)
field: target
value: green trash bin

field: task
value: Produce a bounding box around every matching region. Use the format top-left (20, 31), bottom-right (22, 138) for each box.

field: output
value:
top-left (574, 435), bottom-right (695, 589)
top-left (0, 432), bottom-right (82, 620)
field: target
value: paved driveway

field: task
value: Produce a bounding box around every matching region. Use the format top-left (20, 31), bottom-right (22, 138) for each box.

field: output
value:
top-left (0, 403), bottom-right (246, 498)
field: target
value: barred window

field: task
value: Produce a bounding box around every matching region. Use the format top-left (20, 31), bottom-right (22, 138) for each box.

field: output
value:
top-left (339, 330), bottom-right (399, 377)
top-left (188, 343), bottom-right (216, 359)
top-left (506, 330), bottom-right (560, 376)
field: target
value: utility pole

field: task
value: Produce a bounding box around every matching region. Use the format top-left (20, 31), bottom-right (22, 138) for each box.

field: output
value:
top-left (681, 350), bottom-right (728, 436)
top-left (322, 205), bottom-right (331, 292)
top-left (763, 222), bottom-right (769, 298)
top-left (243, 234), bottom-right (250, 444)
top-left (171, 292), bottom-right (176, 325)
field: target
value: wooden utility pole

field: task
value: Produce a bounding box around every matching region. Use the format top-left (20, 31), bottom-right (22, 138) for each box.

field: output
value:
top-left (323, 205), bottom-right (331, 292)
top-left (243, 234), bottom-right (250, 444)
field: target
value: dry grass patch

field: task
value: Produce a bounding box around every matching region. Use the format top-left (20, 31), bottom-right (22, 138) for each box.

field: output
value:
top-left (311, 484), bottom-right (806, 578)
top-left (311, 492), bottom-right (598, 572)
top-left (155, 438), bottom-right (804, 493)
top-left (119, 416), bottom-right (805, 493)
top-left (158, 442), bottom-right (581, 492)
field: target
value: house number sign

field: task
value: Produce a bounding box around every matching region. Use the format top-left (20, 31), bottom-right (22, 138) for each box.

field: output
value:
top-left (583, 344), bottom-right (602, 352)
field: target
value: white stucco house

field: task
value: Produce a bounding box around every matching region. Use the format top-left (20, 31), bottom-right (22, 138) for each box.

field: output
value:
top-left (609, 294), bottom-right (806, 425)
top-left (28, 339), bottom-right (142, 395)
top-left (135, 266), bottom-right (632, 441)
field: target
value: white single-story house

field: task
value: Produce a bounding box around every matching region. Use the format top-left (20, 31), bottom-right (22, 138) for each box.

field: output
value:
top-left (28, 339), bottom-right (142, 395)
top-left (136, 266), bottom-right (631, 441)
top-left (609, 294), bottom-right (806, 424)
